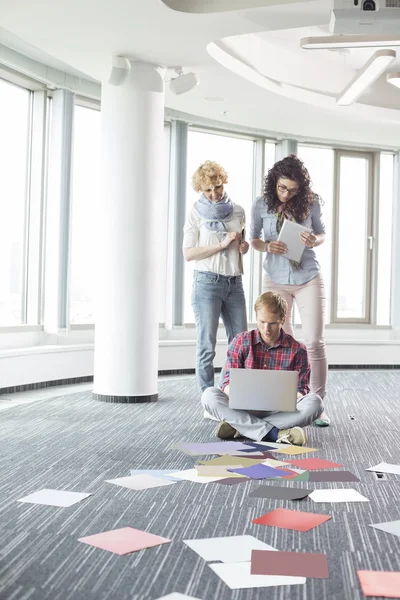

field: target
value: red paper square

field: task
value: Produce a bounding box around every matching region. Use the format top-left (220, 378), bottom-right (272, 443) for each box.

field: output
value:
top-left (252, 507), bottom-right (331, 532)
top-left (358, 570), bottom-right (400, 598)
top-left (286, 458), bottom-right (343, 470)
top-left (78, 527), bottom-right (171, 555)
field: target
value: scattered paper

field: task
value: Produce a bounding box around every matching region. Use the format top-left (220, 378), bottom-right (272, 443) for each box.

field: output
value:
top-left (197, 455), bottom-right (266, 467)
top-left (106, 475), bottom-right (176, 490)
top-left (262, 459), bottom-right (290, 468)
top-left (130, 469), bottom-right (178, 480)
top-left (370, 520), bottom-right (400, 539)
top-left (308, 471), bottom-right (360, 482)
top-left (78, 527), bottom-right (171, 555)
top-left (208, 561), bottom-right (306, 590)
top-left (252, 507), bottom-right (331, 532)
top-left (249, 486), bottom-right (311, 501)
top-left (167, 469), bottom-right (223, 484)
top-left (366, 462), bottom-right (400, 476)
top-left (286, 458), bottom-right (344, 470)
top-left (357, 570), bottom-right (400, 598)
top-left (251, 549), bottom-right (329, 579)
top-left (270, 446), bottom-right (318, 456)
top-left (195, 465), bottom-right (245, 478)
top-left (184, 535), bottom-right (276, 563)
top-left (18, 489), bottom-right (91, 508)
top-left (239, 443), bottom-right (279, 453)
top-left (213, 477), bottom-right (249, 486)
top-left (309, 489), bottom-right (369, 503)
top-left (228, 464), bottom-right (290, 480)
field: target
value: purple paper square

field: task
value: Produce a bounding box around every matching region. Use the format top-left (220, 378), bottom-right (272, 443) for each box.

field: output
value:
top-left (228, 464), bottom-right (290, 480)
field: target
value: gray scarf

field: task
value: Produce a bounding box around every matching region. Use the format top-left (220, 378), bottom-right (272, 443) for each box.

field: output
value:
top-left (195, 193), bottom-right (234, 258)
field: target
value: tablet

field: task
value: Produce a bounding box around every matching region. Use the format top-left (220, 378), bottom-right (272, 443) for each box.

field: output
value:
top-left (276, 219), bottom-right (309, 263)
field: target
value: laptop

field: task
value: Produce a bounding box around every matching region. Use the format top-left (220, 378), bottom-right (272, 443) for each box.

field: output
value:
top-left (228, 368), bottom-right (298, 412)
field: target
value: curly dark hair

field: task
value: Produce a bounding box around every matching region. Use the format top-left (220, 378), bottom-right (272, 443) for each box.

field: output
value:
top-left (263, 154), bottom-right (315, 222)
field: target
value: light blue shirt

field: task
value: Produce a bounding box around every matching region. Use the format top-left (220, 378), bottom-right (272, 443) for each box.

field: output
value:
top-left (249, 196), bottom-right (326, 285)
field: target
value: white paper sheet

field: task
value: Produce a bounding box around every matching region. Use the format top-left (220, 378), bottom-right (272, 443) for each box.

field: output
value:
top-left (366, 462), bottom-right (400, 475)
top-left (167, 469), bottom-right (223, 484)
top-left (184, 535), bottom-right (276, 563)
top-left (370, 520), bottom-right (400, 538)
top-left (18, 489), bottom-right (92, 507)
top-left (208, 561), bottom-right (306, 590)
top-left (105, 475), bottom-right (176, 490)
top-left (309, 489), bottom-right (369, 503)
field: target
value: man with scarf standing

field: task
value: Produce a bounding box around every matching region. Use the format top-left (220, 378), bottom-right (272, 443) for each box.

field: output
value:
top-left (183, 161), bottom-right (249, 395)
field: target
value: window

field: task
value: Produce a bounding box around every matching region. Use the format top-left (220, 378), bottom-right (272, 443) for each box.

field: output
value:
top-left (184, 130), bottom-right (255, 323)
top-left (377, 153), bottom-right (394, 325)
top-left (159, 124), bottom-right (171, 323)
top-left (334, 152), bottom-right (372, 322)
top-left (297, 146), bottom-right (334, 325)
top-left (0, 79), bottom-right (31, 325)
top-left (70, 105), bottom-right (101, 324)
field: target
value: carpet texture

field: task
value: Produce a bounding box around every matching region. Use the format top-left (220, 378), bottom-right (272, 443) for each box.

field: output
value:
top-left (0, 371), bottom-right (400, 600)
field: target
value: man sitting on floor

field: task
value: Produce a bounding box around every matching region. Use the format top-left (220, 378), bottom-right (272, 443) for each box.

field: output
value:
top-left (201, 291), bottom-right (323, 446)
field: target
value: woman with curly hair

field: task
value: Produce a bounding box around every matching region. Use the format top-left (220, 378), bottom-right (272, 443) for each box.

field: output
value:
top-left (183, 160), bottom-right (249, 392)
top-left (249, 154), bottom-right (329, 426)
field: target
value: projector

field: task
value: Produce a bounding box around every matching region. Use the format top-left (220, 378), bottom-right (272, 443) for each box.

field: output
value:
top-left (330, 0), bottom-right (400, 34)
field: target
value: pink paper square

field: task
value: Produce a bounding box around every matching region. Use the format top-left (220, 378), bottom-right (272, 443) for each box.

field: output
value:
top-left (358, 570), bottom-right (400, 598)
top-left (286, 458), bottom-right (343, 470)
top-left (78, 527), bottom-right (171, 555)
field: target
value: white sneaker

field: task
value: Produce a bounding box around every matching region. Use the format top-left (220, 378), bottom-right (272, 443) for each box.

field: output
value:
top-left (204, 409), bottom-right (219, 422)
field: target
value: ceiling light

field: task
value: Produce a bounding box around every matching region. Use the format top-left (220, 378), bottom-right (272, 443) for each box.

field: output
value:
top-left (169, 68), bottom-right (199, 95)
top-left (336, 49), bottom-right (396, 106)
top-left (301, 35), bottom-right (400, 50)
top-left (387, 72), bottom-right (400, 89)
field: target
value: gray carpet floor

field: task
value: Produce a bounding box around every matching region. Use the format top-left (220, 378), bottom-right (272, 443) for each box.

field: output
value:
top-left (1, 371), bottom-right (400, 600)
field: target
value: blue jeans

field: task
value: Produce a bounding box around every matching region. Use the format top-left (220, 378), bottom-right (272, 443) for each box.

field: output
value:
top-left (192, 271), bottom-right (247, 392)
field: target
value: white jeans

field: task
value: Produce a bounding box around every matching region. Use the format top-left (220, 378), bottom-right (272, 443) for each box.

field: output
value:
top-left (263, 273), bottom-right (327, 399)
top-left (201, 387), bottom-right (323, 442)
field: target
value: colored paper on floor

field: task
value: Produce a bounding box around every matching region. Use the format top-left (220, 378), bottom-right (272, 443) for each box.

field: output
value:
top-left (130, 469), bottom-right (178, 480)
top-left (286, 458), bottom-right (344, 470)
top-left (239, 443), bottom-right (280, 453)
top-left (167, 469), bottom-right (223, 484)
top-left (174, 441), bottom-right (253, 455)
top-left (208, 561), bottom-right (306, 590)
top-left (106, 475), bottom-right (176, 490)
top-left (366, 462), bottom-right (400, 475)
top-left (156, 594), bottom-right (203, 600)
top-left (262, 458), bottom-right (291, 468)
top-left (357, 570), bottom-right (400, 598)
top-left (78, 527), bottom-right (171, 555)
top-left (370, 520), bottom-right (400, 538)
top-left (249, 486), bottom-right (311, 501)
top-left (18, 489), bottom-right (92, 507)
top-left (270, 446), bottom-right (318, 456)
top-left (197, 455), bottom-right (267, 467)
top-left (309, 489), bottom-right (369, 503)
top-left (232, 451), bottom-right (274, 459)
top-left (195, 465), bottom-right (246, 478)
top-left (252, 507), bottom-right (331, 532)
top-left (213, 477), bottom-right (250, 486)
top-left (184, 534), bottom-right (277, 563)
top-left (228, 464), bottom-right (290, 480)
top-left (251, 549), bottom-right (329, 579)
top-left (308, 470), bottom-right (360, 482)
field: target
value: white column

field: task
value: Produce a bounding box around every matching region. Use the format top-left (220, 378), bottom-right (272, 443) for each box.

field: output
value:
top-left (390, 152), bottom-right (400, 336)
top-left (93, 61), bottom-right (165, 402)
top-left (275, 139), bottom-right (297, 161)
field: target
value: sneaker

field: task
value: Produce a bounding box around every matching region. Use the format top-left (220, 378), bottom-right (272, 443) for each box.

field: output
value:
top-left (215, 421), bottom-right (241, 440)
top-left (204, 409), bottom-right (219, 422)
top-left (314, 412), bottom-right (331, 427)
top-left (277, 426), bottom-right (307, 446)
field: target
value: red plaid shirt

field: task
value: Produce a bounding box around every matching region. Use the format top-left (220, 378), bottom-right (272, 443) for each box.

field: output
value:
top-left (221, 329), bottom-right (310, 395)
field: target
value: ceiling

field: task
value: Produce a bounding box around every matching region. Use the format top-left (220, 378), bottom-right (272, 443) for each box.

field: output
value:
top-left (0, 0), bottom-right (399, 147)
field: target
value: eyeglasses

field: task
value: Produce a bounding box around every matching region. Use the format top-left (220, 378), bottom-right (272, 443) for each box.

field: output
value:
top-left (277, 183), bottom-right (300, 197)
